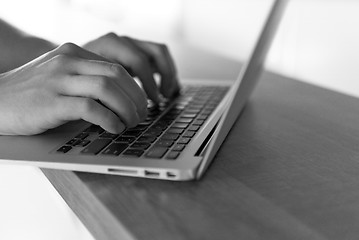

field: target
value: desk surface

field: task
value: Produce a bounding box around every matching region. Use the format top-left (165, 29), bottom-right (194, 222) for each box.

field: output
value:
top-left (43, 44), bottom-right (359, 240)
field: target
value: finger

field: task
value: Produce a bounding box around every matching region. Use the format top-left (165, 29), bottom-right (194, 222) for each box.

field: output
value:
top-left (58, 75), bottom-right (142, 127)
top-left (58, 96), bottom-right (125, 134)
top-left (58, 42), bottom-right (111, 62)
top-left (47, 55), bottom-right (147, 120)
top-left (90, 33), bottom-right (161, 103)
top-left (31, 42), bottom-right (109, 68)
top-left (128, 38), bottom-right (180, 98)
top-left (120, 37), bottom-right (161, 103)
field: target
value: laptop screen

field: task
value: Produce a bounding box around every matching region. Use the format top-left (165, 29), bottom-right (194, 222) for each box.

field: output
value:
top-left (197, 0), bottom-right (288, 178)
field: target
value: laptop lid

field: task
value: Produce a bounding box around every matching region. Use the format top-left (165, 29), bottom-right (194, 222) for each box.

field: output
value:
top-left (197, 0), bottom-right (288, 178)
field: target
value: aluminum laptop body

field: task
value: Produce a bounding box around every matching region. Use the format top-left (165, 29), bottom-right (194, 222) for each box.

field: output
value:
top-left (0, 0), bottom-right (287, 181)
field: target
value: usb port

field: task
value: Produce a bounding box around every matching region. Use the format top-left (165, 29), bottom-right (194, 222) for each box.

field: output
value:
top-left (144, 170), bottom-right (160, 177)
top-left (166, 172), bottom-right (176, 178)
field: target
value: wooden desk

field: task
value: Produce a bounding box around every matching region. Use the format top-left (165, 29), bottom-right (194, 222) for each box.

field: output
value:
top-left (42, 45), bottom-right (359, 240)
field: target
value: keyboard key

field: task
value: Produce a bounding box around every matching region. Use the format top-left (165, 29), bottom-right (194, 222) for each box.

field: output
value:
top-left (157, 119), bottom-right (172, 126)
top-left (166, 151), bottom-right (180, 160)
top-left (176, 118), bottom-right (193, 123)
top-left (181, 113), bottom-right (197, 118)
top-left (192, 120), bottom-right (205, 126)
top-left (83, 125), bottom-right (104, 134)
top-left (66, 139), bottom-right (79, 146)
top-left (156, 140), bottom-right (174, 148)
top-left (123, 149), bottom-right (144, 157)
top-left (205, 103), bottom-right (217, 108)
top-left (81, 139), bottom-right (111, 155)
top-left (166, 128), bottom-right (184, 134)
top-left (122, 130), bottom-right (142, 137)
top-left (138, 121), bottom-right (152, 126)
top-left (184, 109), bottom-right (201, 114)
top-left (102, 143), bottom-right (128, 156)
top-left (57, 145), bottom-right (72, 153)
top-left (188, 125), bottom-right (200, 132)
top-left (131, 142), bottom-right (151, 150)
top-left (100, 132), bottom-right (119, 139)
top-left (197, 114), bottom-right (209, 120)
top-left (162, 113), bottom-right (179, 120)
top-left (161, 133), bottom-right (180, 140)
top-left (148, 111), bottom-right (162, 118)
top-left (145, 117), bottom-right (156, 122)
top-left (172, 123), bottom-right (189, 129)
top-left (137, 136), bottom-right (157, 143)
top-left (150, 124), bottom-right (167, 131)
top-left (183, 131), bottom-right (196, 138)
top-left (75, 132), bottom-right (89, 140)
top-left (143, 128), bottom-right (163, 136)
top-left (172, 144), bottom-right (186, 151)
top-left (140, 120), bottom-right (153, 126)
top-left (127, 125), bottom-right (148, 131)
top-left (146, 147), bottom-right (168, 158)
top-left (115, 136), bottom-right (136, 143)
top-left (203, 106), bottom-right (215, 111)
top-left (73, 140), bottom-right (91, 147)
top-left (201, 109), bottom-right (213, 115)
top-left (169, 108), bottom-right (183, 113)
top-left (188, 105), bottom-right (204, 110)
top-left (178, 137), bottom-right (191, 144)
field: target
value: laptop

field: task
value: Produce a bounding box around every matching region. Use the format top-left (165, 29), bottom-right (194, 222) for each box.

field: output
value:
top-left (0, 0), bottom-right (287, 181)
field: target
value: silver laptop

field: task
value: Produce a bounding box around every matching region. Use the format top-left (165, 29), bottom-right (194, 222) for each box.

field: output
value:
top-left (0, 0), bottom-right (287, 181)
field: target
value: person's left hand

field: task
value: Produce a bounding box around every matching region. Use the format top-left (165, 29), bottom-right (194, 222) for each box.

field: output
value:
top-left (83, 33), bottom-right (180, 104)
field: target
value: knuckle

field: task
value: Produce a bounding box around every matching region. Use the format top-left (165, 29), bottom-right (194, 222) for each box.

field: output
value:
top-left (104, 32), bottom-right (118, 40)
top-left (131, 53), bottom-right (150, 69)
top-left (93, 76), bottom-right (111, 93)
top-left (154, 43), bottom-right (169, 56)
top-left (50, 54), bottom-right (71, 68)
top-left (58, 42), bottom-right (79, 54)
top-left (158, 43), bottom-right (168, 52)
top-left (109, 63), bottom-right (127, 76)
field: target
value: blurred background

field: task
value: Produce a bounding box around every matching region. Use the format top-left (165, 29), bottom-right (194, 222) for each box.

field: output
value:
top-left (0, 0), bottom-right (358, 240)
top-left (1, 0), bottom-right (358, 97)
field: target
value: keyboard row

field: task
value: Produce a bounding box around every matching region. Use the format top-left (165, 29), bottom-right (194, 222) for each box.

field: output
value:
top-left (56, 85), bottom-right (229, 160)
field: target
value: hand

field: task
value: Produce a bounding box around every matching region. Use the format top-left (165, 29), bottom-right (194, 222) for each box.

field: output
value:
top-left (83, 33), bottom-right (180, 103)
top-left (0, 43), bottom-right (147, 135)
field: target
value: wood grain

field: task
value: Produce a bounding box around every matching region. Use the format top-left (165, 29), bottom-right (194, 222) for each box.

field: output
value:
top-left (43, 45), bottom-right (359, 240)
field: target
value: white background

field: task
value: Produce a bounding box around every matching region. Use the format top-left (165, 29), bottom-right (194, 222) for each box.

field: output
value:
top-left (1, 0), bottom-right (358, 97)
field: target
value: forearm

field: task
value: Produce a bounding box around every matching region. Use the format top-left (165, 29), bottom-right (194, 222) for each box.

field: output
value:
top-left (0, 19), bottom-right (57, 73)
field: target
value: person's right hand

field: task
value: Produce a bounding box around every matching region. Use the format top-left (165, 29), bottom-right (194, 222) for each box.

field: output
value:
top-left (0, 43), bottom-right (147, 135)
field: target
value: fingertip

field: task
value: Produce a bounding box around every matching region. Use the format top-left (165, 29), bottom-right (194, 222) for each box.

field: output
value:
top-left (161, 77), bottom-right (181, 98)
top-left (105, 119), bottom-right (125, 134)
top-left (116, 120), bottom-right (126, 133)
top-left (148, 89), bottom-right (161, 104)
top-left (125, 111), bottom-right (141, 128)
top-left (138, 107), bottom-right (148, 122)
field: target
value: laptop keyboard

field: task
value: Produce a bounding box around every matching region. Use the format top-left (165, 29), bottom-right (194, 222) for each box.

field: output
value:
top-left (56, 85), bottom-right (229, 160)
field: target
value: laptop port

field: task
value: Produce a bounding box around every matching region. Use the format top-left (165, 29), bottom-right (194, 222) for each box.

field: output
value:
top-left (144, 170), bottom-right (160, 177)
top-left (108, 168), bottom-right (138, 175)
top-left (166, 172), bottom-right (176, 178)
